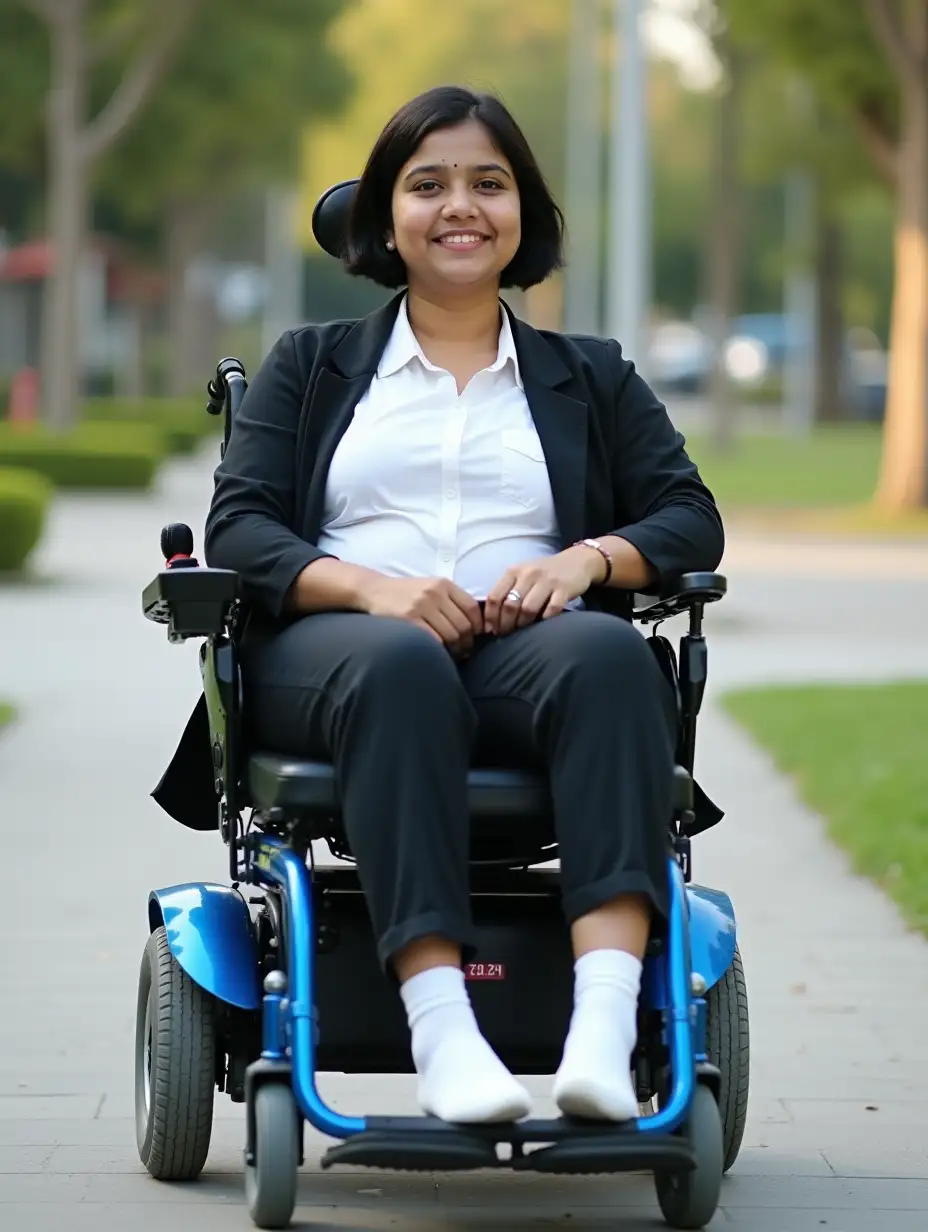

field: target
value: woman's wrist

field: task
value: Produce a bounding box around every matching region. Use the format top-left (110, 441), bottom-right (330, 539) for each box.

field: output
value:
top-left (590, 536), bottom-right (657, 591)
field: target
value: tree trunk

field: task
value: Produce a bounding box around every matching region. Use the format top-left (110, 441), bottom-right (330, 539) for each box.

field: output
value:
top-left (41, 0), bottom-right (88, 432)
top-left (706, 37), bottom-right (744, 453)
top-left (873, 73), bottom-right (928, 508)
top-left (165, 197), bottom-right (217, 398)
top-left (32, 0), bottom-right (200, 426)
top-left (814, 202), bottom-right (846, 423)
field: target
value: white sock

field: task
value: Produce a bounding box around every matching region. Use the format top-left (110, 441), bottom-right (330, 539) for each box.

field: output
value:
top-left (400, 966), bottom-right (532, 1124)
top-left (553, 949), bottom-right (642, 1122)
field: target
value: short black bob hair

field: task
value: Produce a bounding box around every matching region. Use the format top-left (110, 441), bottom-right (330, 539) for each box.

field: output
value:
top-left (344, 85), bottom-right (565, 291)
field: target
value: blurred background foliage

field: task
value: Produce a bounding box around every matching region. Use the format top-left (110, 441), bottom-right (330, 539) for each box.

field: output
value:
top-left (0, 0), bottom-right (925, 558)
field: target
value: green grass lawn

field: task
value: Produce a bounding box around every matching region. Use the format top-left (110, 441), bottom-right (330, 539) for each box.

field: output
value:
top-left (722, 681), bottom-right (928, 936)
top-left (687, 425), bottom-right (928, 536)
top-left (690, 424), bottom-right (882, 507)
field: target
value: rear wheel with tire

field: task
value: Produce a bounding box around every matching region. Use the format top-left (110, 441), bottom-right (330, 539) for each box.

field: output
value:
top-left (245, 1083), bottom-right (299, 1229)
top-left (655, 1082), bottom-right (724, 1229)
top-left (135, 926), bottom-right (216, 1180)
top-left (706, 945), bottom-right (749, 1172)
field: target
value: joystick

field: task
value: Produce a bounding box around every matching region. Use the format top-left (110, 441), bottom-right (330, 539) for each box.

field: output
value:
top-left (161, 523), bottom-right (199, 569)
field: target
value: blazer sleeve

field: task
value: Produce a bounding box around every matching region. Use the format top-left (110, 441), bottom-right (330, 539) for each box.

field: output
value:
top-left (204, 330), bottom-right (333, 619)
top-left (603, 340), bottom-right (724, 586)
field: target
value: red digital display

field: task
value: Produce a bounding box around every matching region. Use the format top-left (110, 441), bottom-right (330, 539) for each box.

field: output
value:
top-left (465, 963), bottom-right (506, 981)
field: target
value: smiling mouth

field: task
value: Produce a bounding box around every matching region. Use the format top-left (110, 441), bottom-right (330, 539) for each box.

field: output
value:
top-left (434, 233), bottom-right (490, 248)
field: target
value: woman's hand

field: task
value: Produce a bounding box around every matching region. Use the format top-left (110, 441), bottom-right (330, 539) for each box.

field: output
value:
top-left (361, 575), bottom-right (484, 657)
top-left (484, 547), bottom-right (606, 636)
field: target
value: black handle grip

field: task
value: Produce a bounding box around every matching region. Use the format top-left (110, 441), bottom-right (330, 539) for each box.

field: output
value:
top-left (161, 522), bottom-right (194, 560)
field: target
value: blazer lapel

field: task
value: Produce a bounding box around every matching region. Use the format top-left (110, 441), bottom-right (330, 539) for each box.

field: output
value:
top-left (301, 294), bottom-right (405, 541)
top-left (301, 370), bottom-right (372, 541)
top-left (508, 307), bottom-right (589, 548)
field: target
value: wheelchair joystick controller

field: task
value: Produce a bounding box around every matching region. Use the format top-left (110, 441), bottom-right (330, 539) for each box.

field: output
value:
top-left (161, 523), bottom-right (199, 569)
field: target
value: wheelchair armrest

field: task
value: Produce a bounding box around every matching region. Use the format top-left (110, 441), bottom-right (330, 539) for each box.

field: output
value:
top-left (632, 572), bottom-right (727, 625)
top-left (143, 566), bottom-right (239, 643)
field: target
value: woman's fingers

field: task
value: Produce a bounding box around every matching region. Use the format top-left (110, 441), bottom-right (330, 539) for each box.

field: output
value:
top-left (483, 571), bottom-right (518, 635)
top-left (540, 586), bottom-right (571, 619)
top-left (515, 579), bottom-right (556, 627)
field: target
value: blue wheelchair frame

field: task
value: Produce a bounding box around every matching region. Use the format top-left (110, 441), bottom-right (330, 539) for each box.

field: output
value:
top-left (151, 843), bottom-right (736, 1151)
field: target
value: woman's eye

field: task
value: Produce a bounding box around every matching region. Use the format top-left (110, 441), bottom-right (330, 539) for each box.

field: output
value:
top-left (476, 179), bottom-right (504, 191)
top-left (413, 180), bottom-right (441, 192)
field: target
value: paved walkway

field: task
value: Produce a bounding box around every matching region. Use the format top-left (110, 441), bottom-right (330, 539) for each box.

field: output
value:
top-left (2, 442), bottom-right (927, 1230)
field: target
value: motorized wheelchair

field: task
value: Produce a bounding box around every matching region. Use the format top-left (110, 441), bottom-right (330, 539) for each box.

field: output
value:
top-left (134, 180), bottom-right (749, 1231)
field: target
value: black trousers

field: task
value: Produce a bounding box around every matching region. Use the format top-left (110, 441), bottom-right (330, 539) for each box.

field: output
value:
top-left (243, 609), bottom-right (677, 971)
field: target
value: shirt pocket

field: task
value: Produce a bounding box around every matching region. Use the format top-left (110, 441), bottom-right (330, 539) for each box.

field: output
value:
top-left (500, 428), bottom-right (548, 509)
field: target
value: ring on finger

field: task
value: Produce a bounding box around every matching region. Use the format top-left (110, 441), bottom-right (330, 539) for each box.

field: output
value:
top-left (506, 589), bottom-right (522, 603)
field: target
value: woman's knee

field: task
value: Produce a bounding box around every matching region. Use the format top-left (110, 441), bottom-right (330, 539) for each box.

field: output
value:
top-left (347, 616), bottom-right (464, 694)
top-left (553, 613), bottom-right (658, 682)
top-left (543, 614), bottom-right (676, 727)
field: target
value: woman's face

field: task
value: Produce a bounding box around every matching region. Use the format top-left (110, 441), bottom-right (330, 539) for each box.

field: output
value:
top-left (389, 119), bottom-right (521, 295)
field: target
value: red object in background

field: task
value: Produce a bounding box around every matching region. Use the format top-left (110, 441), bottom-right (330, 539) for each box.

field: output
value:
top-left (8, 368), bottom-right (39, 426)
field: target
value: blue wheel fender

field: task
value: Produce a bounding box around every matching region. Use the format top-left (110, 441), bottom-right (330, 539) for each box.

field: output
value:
top-left (148, 882), bottom-right (261, 1010)
top-left (685, 884), bottom-right (737, 993)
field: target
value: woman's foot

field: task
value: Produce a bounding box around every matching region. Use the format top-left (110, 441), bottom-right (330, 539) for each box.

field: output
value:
top-left (400, 966), bottom-right (532, 1124)
top-left (553, 949), bottom-right (642, 1122)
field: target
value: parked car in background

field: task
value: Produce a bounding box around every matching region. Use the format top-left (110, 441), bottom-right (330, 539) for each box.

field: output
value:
top-left (646, 320), bottom-right (713, 393)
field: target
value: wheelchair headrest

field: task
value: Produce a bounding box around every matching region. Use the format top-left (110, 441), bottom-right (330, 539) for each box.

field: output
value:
top-left (312, 178), bottom-right (359, 259)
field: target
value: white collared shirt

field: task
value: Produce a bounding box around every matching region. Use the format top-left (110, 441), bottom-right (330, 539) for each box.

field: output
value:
top-left (316, 296), bottom-right (563, 599)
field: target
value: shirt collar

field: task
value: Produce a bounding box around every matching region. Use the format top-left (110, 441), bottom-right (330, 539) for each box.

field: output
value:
top-left (376, 294), bottom-right (523, 390)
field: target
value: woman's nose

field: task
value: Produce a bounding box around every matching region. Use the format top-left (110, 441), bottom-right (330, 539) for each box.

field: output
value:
top-left (443, 185), bottom-right (477, 216)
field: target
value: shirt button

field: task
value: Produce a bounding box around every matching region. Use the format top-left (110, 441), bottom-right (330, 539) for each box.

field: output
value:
top-left (441, 550), bottom-right (453, 562)
top-left (445, 488), bottom-right (457, 500)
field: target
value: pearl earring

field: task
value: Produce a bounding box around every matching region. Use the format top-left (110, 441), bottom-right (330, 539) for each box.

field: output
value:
top-left (385, 239), bottom-right (395, 251)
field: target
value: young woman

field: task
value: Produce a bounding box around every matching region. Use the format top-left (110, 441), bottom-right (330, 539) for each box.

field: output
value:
top-left (204, 86), bottom-right (724, 1126)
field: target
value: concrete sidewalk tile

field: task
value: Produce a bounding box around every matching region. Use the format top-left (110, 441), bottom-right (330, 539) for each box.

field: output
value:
top-left (719, 1148), bottom-right (834, 1177)
top-left (822, 1148), bottom-right (928, 1180)
top-left (720, 1174), bottom-right (928, 1209)
top-left (781, 1098), bottom-right (928, 1127)
top-left (0, 1117), bottom-right (137, 1147)
top-left (0, 1094), bottom-right (102, 1120)
top-left (717, 1209), bottom-right (928, 1232)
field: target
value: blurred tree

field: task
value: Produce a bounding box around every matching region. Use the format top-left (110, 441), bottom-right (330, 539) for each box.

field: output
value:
top-left (725, 0), bottom-right (928, 508)
top-left (13, 0), bottom-right (203, 429)
top-left (690, 2), bottom-right (749, 450)
top-left (0, 4), bottom-right (46, 198)
top-left (648, 59), bottom-right (715, 317)
top-left (94, 0), bottom-right (354, 395)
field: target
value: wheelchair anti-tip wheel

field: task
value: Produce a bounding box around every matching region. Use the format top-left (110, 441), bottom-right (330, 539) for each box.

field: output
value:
top-left (654, 1083), bottom-right (724, 1229)
top-left (135, 926), bottom-right (216, 1180)
top-left (245, 1083), bottom-right (300, 1229)
top-left (706, 944), bottom-right (750, 1172)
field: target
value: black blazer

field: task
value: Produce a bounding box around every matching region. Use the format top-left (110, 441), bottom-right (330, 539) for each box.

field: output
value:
top-left (153, 294), bottom-right (725, 830)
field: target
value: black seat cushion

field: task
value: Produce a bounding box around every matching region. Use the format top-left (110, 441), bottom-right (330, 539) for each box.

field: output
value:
top-left (247, 753), bottom-right (550, 818)
top-left (247, 753), bottom-right (694, 819)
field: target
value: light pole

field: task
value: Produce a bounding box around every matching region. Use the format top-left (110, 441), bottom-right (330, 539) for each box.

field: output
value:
top-left (563, 0), bottom-right (605, 335)
top-left (606, 0), bottom-right (650, 370)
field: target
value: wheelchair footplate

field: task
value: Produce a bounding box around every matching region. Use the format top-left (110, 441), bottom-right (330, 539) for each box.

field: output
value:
top-left (320, 1113), bottom-right (698, 1175)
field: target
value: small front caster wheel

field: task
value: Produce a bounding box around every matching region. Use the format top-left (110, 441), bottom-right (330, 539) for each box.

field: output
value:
top-left (245, 1083), bottom-right (299, 1229)
top-left (655, 1083), bottom-right (724, 1229)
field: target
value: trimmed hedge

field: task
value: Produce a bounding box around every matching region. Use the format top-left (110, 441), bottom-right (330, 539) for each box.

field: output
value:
top-left (0, 466), bottom-right (52, 570)
top-left (83, 398), bottom-right (220, 456)
top-left (0, 422), bottom-right (164, 489)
